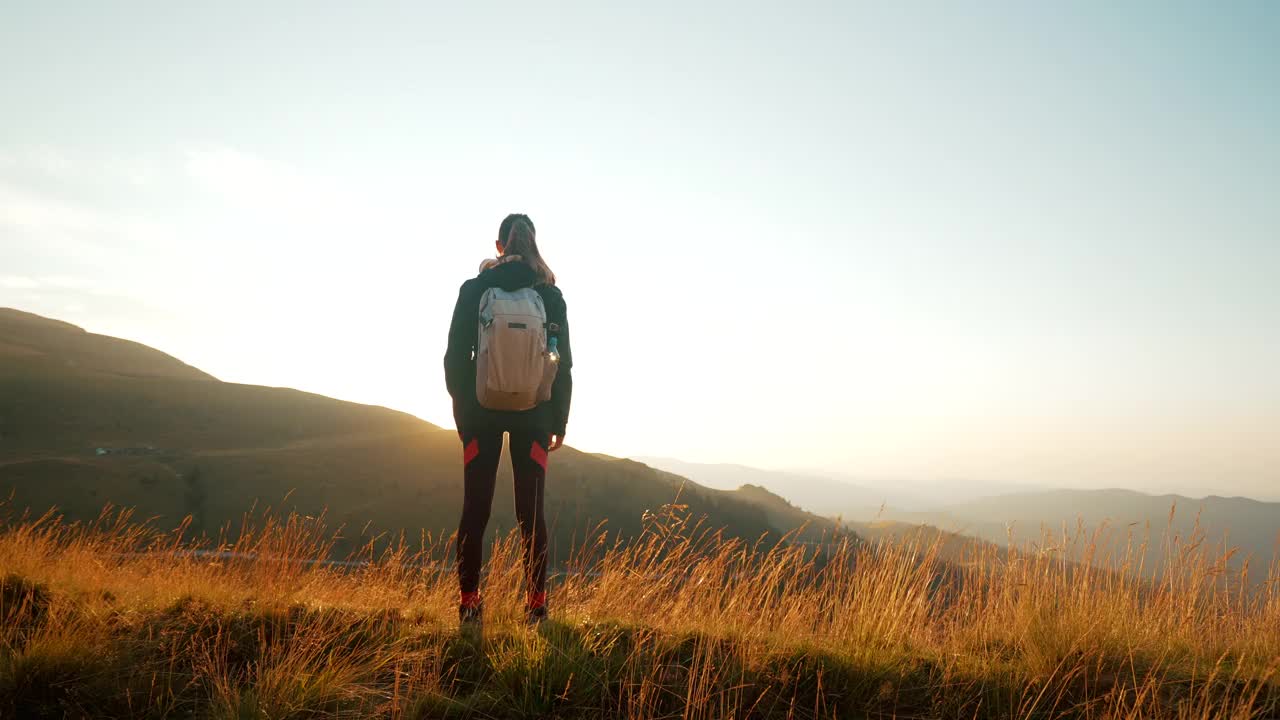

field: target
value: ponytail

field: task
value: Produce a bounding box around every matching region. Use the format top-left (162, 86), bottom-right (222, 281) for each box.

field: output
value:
top-left (498, 214), bottom-right (556, 286)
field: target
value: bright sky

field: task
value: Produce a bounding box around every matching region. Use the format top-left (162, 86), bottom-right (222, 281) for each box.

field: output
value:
top-left (2, 2), bottom-right (1278, 499)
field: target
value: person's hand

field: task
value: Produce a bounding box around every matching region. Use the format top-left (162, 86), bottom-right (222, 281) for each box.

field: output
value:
top-left (548, 434), bottom-right (565, 452)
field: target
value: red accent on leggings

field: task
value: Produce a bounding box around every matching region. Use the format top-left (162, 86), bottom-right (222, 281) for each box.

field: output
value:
top-left (527, 591), bottom-right (546, 610)
top-left (463, 438), bottom-right (480, 465)
top-left (460, 591), bottom-right (481, 609)
top-left (529, 441), bottom-right (548, 470)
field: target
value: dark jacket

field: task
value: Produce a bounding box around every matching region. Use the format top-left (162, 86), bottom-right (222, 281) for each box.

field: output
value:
top-left (444, 261), bottom-right (574, 436)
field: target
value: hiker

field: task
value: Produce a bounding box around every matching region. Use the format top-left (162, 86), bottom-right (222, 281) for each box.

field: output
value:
top-left (443, 213), bottom-right (573, 626)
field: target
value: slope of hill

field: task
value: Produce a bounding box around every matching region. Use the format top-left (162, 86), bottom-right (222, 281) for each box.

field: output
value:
top-left (632, 457), bottom-right (892, 519)
top-left (0, 308), bottom-right (842, 557)
top-left (0, 308), bottom-right (214, 381)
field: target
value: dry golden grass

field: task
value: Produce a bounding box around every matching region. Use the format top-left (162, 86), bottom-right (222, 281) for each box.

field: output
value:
top-left (0, 502), bottom-right (1276, 719)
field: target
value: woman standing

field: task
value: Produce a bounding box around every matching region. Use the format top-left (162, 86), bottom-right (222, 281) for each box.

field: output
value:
top-left (443, 213), bottom-right (573, 625)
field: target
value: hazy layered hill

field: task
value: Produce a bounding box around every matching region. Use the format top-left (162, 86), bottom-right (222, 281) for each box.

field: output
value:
top-left (635, 457), bottom-right (1062, 513)
top-left (0, 308), bottom-right (844, 557)
top-left (633, 457), bottom-right (894, 518)
top-left (945, 489), bottom-right (1277, 577)
top-left (640, 452), bottom-right (1279, 585)
top-left (829, 488), bottom-right (1277, 586)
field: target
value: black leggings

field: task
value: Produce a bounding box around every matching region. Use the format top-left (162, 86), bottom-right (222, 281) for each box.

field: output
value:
top-left (457, 429), bottom-right (550, 598)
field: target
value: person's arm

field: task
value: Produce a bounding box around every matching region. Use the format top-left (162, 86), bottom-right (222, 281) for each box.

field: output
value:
top-left (549, 294), bottom-right (573, 449)
top-left (443, 281), bottom-right (476, 427)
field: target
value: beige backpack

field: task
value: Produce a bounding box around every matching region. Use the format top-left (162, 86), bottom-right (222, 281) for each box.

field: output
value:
top-left (475, 287), bottom-right (557, 411)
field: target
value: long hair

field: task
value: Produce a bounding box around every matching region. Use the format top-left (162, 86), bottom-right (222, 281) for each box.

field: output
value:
top-left (498, 213), bottom-right (556, 286)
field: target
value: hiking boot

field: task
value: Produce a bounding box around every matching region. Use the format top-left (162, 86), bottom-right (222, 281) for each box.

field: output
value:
top-left (526, 605), bottom-right (548, 626)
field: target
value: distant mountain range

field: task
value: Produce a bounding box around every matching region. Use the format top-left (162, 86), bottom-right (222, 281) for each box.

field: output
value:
top-left (893, 489), bottom-right (1280, 585)
top-left (635, 458), bottom-right (1279, 586)
top-left (634, 457), bottom-right (1053, 512)
top-left (632, 457), bottom-right (895, 517)
top-left (0, 308), bottom-right (845, 559)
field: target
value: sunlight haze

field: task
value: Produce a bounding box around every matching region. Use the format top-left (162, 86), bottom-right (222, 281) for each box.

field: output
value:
top-left (2, 2), bottom-right (1277, 499)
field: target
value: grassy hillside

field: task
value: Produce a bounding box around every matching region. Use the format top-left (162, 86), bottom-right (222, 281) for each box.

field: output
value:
top-left (0, 505), bottom-right (1275, 718)
top-left (0, 308), bottom-right (842, 559)
top-left (0, 308), bottom-right (214, 382)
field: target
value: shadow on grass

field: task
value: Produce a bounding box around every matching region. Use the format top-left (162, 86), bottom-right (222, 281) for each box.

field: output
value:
top-left (406, 619), bottom-right (1031, 720)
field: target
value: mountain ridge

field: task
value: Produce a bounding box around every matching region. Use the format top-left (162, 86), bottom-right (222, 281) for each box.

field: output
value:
top-left (637, 455), bottom-right (1279, 586)
top-left (632, 455), bottom-right (893, 518)
top-left (0, 307), bottom-right (846, 558)
top-left (0, 307), bottom-right (216, 382)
